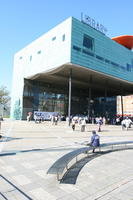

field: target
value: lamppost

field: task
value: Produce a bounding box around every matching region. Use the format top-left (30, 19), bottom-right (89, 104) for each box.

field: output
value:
top-left (88, 99), bottom-right (94, 123)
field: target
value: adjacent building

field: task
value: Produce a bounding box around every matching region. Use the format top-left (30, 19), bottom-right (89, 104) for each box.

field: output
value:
top-left (117, 95), bottom-right (133, 116)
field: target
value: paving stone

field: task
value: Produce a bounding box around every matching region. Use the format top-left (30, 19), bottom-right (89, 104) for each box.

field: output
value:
top-left (29, 187), bottom-right (55, 200)
top-left (0, 121), bottom-right (133, 200)
top-left (12, 175), bottom-right (31, 185)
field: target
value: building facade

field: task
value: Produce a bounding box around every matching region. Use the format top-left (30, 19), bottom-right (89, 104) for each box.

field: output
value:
top-left (11, 17), bottom-right (133, 120)
top-left (117, 95), bottom-right (133, 116)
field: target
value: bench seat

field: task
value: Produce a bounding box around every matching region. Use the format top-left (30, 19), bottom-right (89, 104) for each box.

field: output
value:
top-left (47, 146), bottom-right (92, 180)
top-left (47, 141), bottom-right (133, 181)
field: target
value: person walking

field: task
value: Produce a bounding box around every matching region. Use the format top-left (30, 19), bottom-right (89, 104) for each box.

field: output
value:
top-left (97, 117), bottom-right (103, 132)
top-left (54, 116), bottom-right (58, 125)
top-left (121, 117), bottom-right (133, 131)
top-left (81, 118), bottom-right (86, 132)
top-left (90, 130), bottom-right (100, 153)
top-left (72, 119), bottom-right (76, 131)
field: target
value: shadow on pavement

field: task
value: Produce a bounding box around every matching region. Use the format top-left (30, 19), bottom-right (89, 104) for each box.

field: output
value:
top-left (0, 145), bottom-right (80, 156)
top-left (0, 136), bottom-right (22, 142)
top-left (60, 148), bottom-right (133, 185)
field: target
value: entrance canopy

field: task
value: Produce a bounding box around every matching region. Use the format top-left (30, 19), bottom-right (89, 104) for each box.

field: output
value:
top-left (27, 63), bottom-right (133, 97)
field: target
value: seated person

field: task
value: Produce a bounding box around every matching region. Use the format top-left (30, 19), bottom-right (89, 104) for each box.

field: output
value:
top-left (90, 130), bottom-right (100, 153)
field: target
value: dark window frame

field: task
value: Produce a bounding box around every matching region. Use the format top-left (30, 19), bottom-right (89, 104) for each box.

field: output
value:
top-left (73, 45), bottom-right (81, 51)
top-left (62, 34), bottom-right (65, 41)
top-left (83, 34), bottom-right (94, 51)
top-left (52, 36), bottom-right (56, 41)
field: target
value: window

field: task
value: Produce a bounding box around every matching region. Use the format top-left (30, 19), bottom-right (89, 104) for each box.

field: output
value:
top-left (37, 50), bottom-right (41, 54)
top-left (127, 64), bottom-right (132, 72)
top-left (105, 59), bottom-right (110, 64)
top-left (96, 55), bottom-right (104, 61)
top-left (62, 34), bottom-right (65, 41)
top-left (111, 62), bottom-right (119, 67)
top-left (19, 56), bottom-right (22, 60)
top-left (30, 55), bottom-right (32, 61)
top-left (83, 34), bottom-right (94, 50)
top-left (120, 66), bottom-right (126, 70)
top-left (52, 36), bottom-right (56, 41)
top-left (73, 45), bottom-right (81, 51)
top-left (82, 49), bottom-right (94, 56)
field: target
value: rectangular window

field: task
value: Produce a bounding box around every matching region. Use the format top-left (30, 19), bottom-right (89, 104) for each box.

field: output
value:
top-left (96, 55), bottom-right (104, 61)
top-left (111, 62), bottom-right (119, 67)
top-left (83, 34), bottom-right (94, 50)
top-left (30, 55), bottom-right (32, 61)
top-left (127, 64), bottom-right (131, 71)
top-left (121, 66), bottom-right (126, 70)
top-left (19, 56), bottom-right (22, 60)
top-left (52, 36), bottom-right (56, 41)
top-left (62, 34), bottom-right (65, 41)
top-left (73, 45), bottom-right (81, 51)
top-left (37, 50), bottom-right (41, 54)
top-left (82, 49), bottom-right (94, 56)
top-left (105, 59), bottom-right (110, 64)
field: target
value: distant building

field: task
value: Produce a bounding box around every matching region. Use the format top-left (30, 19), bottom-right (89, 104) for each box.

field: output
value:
top-left (117, 95), bottom-right (133, 116)
top-left (0, 101), bottom-right (10, 118)
top-left (11, 16), bottom-right (133, 120)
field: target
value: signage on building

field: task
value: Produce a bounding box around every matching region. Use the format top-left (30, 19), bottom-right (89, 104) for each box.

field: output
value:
top-left (81, 13), bottom-right (108, 35)
top-left (34, 111), bottom-right (59, 120)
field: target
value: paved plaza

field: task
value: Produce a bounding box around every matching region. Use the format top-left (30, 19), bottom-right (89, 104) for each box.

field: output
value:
top-left (0, 120), bottom-right (133, 200)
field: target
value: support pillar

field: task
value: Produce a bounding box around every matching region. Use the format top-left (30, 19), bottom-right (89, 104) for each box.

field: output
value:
top-left (104, 88), bottom-right (107, 117)
top-left (121, 95), bottom-right (124, 120)
top-left (88, 87), bottom-right (91, 118)
top-left (120, 84), bottom-right (124, 120)
top-left (68, 69), bottom-right (72, 126)
top-left (88, 76), bottom-right (92, 120)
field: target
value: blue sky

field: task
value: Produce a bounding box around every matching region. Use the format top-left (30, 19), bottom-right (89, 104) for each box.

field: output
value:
top-left (0, 0), bottom-right (133, 94)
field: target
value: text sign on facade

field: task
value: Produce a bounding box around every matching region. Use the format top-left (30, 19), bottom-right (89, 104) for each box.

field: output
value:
top-left (81, 13), bottom-right (108, 35)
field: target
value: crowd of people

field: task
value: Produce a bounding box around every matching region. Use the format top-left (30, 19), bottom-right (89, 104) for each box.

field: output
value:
top-left (69, 116), bottom-right (104, 132)
top-left (27, 111), bottom-right (133, 132)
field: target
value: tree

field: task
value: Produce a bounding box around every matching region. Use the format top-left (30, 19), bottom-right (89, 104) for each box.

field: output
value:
top-left (0, 86), bottom-right (10, 106)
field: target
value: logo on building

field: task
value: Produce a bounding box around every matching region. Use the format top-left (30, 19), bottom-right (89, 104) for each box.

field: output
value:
top-left (81, 13), bottom-right (108, 35)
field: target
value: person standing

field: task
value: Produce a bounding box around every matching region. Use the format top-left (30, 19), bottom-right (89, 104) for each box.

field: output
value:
top-left (81, 118), bottom-right (86, 132)
top-left (54, 116), bottom-right (58, 125)
top-left (97, 117), bottom-right (103, 132)
top-left (121, 117), bottom-right (133, 131)
top-left (72, 119), bottom-right (76, 131)
top-left (51, 115), bottom-right (55, 125)
top-left (0, 120), bottom-right (2, 138)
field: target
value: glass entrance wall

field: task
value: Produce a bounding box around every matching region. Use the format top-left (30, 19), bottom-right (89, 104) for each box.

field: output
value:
top-left (93, 96), bottom-right (116, 119)
top-left (23, 79), bottom-right (68, 119)
top-left (22, 79), bottom-right (116, 120)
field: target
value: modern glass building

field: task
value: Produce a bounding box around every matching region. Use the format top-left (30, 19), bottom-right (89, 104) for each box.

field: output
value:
top-left (11, 17), bottom-right (133, 120)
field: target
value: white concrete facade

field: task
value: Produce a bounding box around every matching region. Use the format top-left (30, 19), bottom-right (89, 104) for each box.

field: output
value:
top-left (11, 17), bottom-right (72, 119)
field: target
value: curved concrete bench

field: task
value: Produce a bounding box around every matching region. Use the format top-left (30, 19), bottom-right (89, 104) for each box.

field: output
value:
top-left (47, 141), bottom-right (133, 181)
top-left (47, 146), bottom-right (93, 180)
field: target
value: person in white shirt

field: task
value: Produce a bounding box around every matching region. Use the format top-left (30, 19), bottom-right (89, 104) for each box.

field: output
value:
top-left (121, 117), bottom-right (133, 130)
top-left (81, 118), bottom-right (86, 132)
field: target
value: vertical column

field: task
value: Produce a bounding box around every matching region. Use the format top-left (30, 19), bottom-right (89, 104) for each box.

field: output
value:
top-left (88, 87), bottom-right (91, 118)
top-left (104, 87), bottom-right (107, 117)
top-left (88, 75), bottom-right (92, 120)
top-left (121, 95), bottom-right (124, 120)
top-left (120, 84), bottom-right (124, 120)
top-left (68, 69), bottom-right (72, 126)
top-left (33, 84), bottom-right (39, 111)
